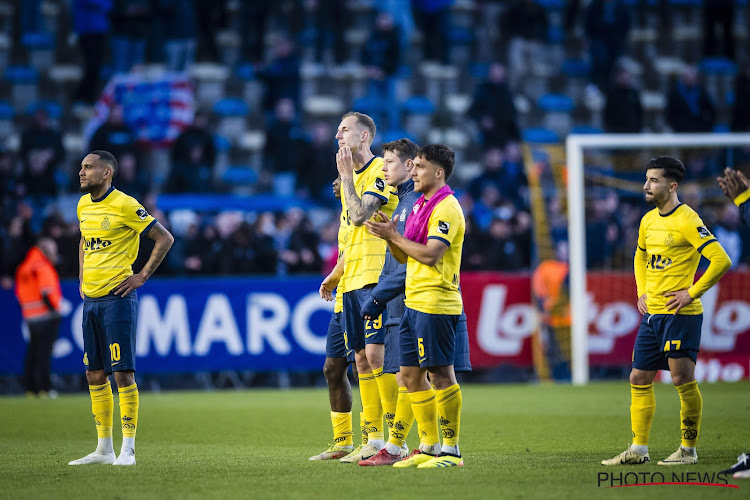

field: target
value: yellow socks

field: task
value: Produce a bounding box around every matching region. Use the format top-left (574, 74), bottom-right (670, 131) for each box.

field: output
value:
top-left (373, 367), bottom-right (399, 437)
top-left (630, 383), bottom-right (655, 447)
top-left (89, 381), bottom-right (113, 439)
top-left (359, 411), bottom-right (368, 445)
top-left (676, 380), bottom-right (702, 448)
top-left (358, 372), bottom-right (384, 441)
top-left (409, 388), bottom-right (439, 451)
top-left (118, 383), bottom-right (139, 440)
top-left (331, 411), bottom-right (353, 447)
top-left (388, 387), bottom-right (415, 448)
top-left (436, 384), bottom-right (462, 453)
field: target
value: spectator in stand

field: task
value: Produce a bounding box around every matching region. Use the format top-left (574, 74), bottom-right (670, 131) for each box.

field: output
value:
top-left (72, 0), bottom-right (112, 105)
top-left (258, 37), bottom-right (301, 114)
top-left (412, 0), bottom-right (454, 64)
top-left (461, 211), bottom-right (485, 271)
top-left (483, 216), bottom-right (527, 271)
top-left (501, 0), bottom-right (549, 93)
top-left (14, 237), bottom-right (62, 398)
top-left (467, 147), bottom-right (527, 208)
top-left (110, 0), bottom-right (150, 74)
top-left (731, 59), bottom-right (750, 132)
top-left (604, 65), bottom-right (643, 133)
top-left (39, 213), bottom-right (78, 278)
top-left (182, 223), bottom-right (224, 275)
top-left (468, 63), bottom-right (520, 148)
top-left (298, 121), bottom-right (337, 203)
top-left (666, 66), bottom-right (716, 133)
top-left (158, 0), bottom-right (198, 72)
top-left (472, 183), bottom-right (501, 232)
top-left (362, 11), bottom-right (402, 129)
top-left (166, 110), bottom-right (216, 193)
top-left (713, 203), bottom-right (743, 269)
top-left (263, 99), bottom-right (306, 178)
top-left (583, 0), bottom-right (631, 92)
top-left (19, 108), bottom-right (65, 199)
top-left (279, 212), bottom-right (323, 274)
top-left (88, 105), bottom-right (138, 160)
top-left (240, 3), bottom-right (271, 65)
top-left (377, 0), bottom-right (415, 53)
top-left (702, 0), bottom-right (734, 61)
top-left (0, 147), bottom-right (20, 223)
top-left (2, 202), bottom-right (35, 291)
top-left (195, 0), bottom-right (226, 62)
top-left (314, 0), bottom-right (346, 66)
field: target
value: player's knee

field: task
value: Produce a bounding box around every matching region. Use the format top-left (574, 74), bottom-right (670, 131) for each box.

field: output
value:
top-left (113, 370), bottom-right (135, 388)
top-left (671, 373), bottom-right (695, 387)
top-left (85, 370), bottom-right (108, 386)
top-left (629, 370), bottom-right (652, 385)
top-left (323, 359), bottom-right (347, 384)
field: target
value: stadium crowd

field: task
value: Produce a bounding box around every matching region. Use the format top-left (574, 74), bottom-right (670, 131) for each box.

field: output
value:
top-left (2, 0), bottom-right (750, 286)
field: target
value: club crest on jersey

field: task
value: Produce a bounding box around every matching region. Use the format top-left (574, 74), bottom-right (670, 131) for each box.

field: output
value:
top-left (374, 178), bottom-right (385, 191)
top-left (400, 208), bottom-right (407, 221)
top-left (135, 207), bottom-right (149, 220)
top-left (101, 216), bottom-right (111, 230)
top-left (664, 233), bottom-right (674, 246)
top-left (697, 226), bottom-right (711, 238)
top-left (437, 221), bottom-right (450, 234)
top-left (413, 203), bottom-right (421, 214)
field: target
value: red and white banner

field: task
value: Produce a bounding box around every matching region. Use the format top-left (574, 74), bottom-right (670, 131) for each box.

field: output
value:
top-left (463, 271), bottom-right (750, 381)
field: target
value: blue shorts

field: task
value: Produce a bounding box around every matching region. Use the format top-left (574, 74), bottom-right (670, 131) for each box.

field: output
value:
top-left (325, 311), bottom-right (353, 362)
top-left (632, 313), bottom-right (702, 371)
top-left (383, 324), bottom-right (400, 374)
top-left (343, 286), bottom-right (386, 351)
top-left (399, 307), bottom-right (462, 369)
top-left (82, 291), bottom-right (138, 373)
top-left (386, 312), bottom-right (471, 373)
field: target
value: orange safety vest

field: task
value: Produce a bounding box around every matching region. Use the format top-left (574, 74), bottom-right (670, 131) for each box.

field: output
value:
top-left (531, 259), bottom-right (571, 327)
top-left (14, 246), bottom-right (62, 321)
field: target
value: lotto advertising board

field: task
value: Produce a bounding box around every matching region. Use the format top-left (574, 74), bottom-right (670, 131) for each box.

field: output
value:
top-left (1, 273), bottom-right (749, 380)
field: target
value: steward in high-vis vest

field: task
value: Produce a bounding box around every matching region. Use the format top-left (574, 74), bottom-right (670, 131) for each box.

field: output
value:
top-left (14, 238), bottom-right (62, 396)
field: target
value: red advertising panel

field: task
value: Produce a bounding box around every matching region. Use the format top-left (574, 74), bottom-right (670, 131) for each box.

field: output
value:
top-left (463, 271), bottom-right (750, 381)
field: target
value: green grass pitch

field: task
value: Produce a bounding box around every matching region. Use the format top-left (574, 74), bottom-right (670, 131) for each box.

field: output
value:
top-left (1, 381), bottom-right (747, 499)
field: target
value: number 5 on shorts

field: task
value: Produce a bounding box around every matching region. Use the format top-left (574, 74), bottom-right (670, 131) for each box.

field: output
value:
top-left (418, 338), bottom-right (424, 357)
top-left (663, 340), bottom-right (681, 351)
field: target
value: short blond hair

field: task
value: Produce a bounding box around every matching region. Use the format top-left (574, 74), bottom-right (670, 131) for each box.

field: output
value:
top-left (342, 111), bottom-right (376, 144)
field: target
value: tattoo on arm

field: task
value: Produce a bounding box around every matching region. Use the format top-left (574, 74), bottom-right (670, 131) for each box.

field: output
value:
top-left (343, 177), bottom-right (382, 225)
top-left (140, 223), bottom-right (174, 279)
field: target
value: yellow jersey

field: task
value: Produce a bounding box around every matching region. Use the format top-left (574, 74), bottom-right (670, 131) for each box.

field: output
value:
top-left (635, 203), bottom-right (730, 315)
top-left (334, 195), bottom-right (351, 313)
top-left (78, 187), bottom-right (156, 298)
top-left (404, 194), bottom-right (465, 315)
top-left (341, 156), bottom-right (399, 292)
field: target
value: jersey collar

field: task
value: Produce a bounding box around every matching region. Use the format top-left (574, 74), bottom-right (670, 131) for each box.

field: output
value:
top-left (354, 156), bottom-right (376, 175)
top-left (397, 179), bottom-right (415, 197)
top-left (658, 203), bottom-right (682, 217)
top-left (91, 186), bottom-right (115, 203)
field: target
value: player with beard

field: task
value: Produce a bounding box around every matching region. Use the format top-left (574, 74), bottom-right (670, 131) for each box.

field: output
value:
top-left (602, 156), bottom-right (730, 467)
top-left (69, 150), bottom-right (173, 466)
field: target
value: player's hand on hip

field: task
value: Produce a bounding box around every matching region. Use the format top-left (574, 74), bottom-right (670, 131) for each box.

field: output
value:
top-left (637, 293), bottom-right (648, 315)
top-left (336, 146), bottom-right (354, 178)
top-left (664, 289), bottom-right (693, 314)
top-left (112, 273), bottom-right (146, 297)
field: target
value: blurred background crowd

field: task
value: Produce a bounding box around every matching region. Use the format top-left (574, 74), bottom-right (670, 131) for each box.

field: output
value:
top-left (1, 0), bottom-right (750, 286)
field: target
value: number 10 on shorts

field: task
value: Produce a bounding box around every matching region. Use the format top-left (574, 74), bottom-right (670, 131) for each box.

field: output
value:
top-left (109, 343), bottom-right (121, 362)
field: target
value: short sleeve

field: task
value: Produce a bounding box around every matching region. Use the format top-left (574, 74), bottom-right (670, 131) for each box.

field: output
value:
top-left (637, 218), bottom-right (646, 251)
top-left (363, 169), bottom-right (390, 204)
top-left (120, 195), bottom-right (156, 233)
top-left (681, 210), bottom-right (718, 254)
top-left (427, 201), bottom-right (461, 247)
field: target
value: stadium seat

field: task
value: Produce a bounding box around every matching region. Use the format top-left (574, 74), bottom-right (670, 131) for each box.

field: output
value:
top-left (4, 65), bottom-right (39, 110)
top-left (0, 100), bottom-right (14, 137)
top-left (236, 64), bottom-right (263, 112)
top-left (420, 62), bottom-right (459, 109)
top-left (700, 58), bottom-right (737, 113)
top-left (221, 165), bottom-right (258, 187)
top-left (303, 95), bottom-right (345, 118)
top-left (216, 30), bottom-right (241, 67)
top-left (238, 130), bottom-right (266, 169)
top-left (570, 125), bottom-right (603, 135)
top-left (538, 93), bottom-right (574, 137)
top-left (22, 32), bottom-right (55, 71)
top-left (380, 129), bottom-right (418, 144)
top-left (401, 96), bottom-right (436, 139)
top-left (213, 98), bottom-right (249, 140)
top-left (189, 63), bottom-right (230, 107)
top-left (522, 127), bottom-right (559, 144)
top-left (352, 94), bottom-right (388, 124)
top-left (562, 59), bottom-right (590, 102)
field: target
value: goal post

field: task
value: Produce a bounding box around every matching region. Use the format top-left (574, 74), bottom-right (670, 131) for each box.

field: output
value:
top-left (565, 133), bottom-right (750, 385)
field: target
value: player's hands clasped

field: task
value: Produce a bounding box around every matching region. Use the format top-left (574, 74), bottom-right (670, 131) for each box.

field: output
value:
top-left (112, 273), bottom-right (146, 297)
top-left (364, 211), bottom-right (399, 241)
top-left (637, 293), bottom-right (648, 315)
top-left (664, 289), bottom-right (694, 314)
top-left (717, 167), bottom-right (749, 200)
top-left (336, 146), bottom-right (354, 179)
